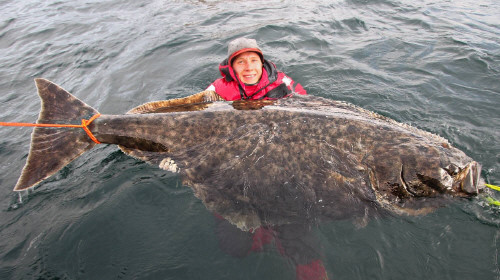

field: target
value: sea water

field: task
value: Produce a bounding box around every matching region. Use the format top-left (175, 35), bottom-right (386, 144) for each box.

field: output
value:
top-left (0, 0), bottom-right (499, 279)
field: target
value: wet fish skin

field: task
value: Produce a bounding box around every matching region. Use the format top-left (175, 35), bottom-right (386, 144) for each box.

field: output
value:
top-left (13, 78), bottom-right (483, 230)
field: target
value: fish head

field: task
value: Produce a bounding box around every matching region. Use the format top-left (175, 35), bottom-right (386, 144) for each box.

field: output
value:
top-left (373, 159), bottom-right (484, 215)
top-left (417, 160), bottom-right (483, 198)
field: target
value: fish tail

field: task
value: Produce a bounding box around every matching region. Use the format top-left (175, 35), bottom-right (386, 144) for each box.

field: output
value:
top-left (13, 78), bottom-right (100, 191)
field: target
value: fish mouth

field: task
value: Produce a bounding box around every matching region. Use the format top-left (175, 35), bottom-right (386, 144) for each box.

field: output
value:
top-left (456, 161), bottom-right (482, 195)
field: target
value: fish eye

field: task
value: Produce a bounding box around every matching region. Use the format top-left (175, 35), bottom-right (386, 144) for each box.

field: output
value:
top-left (444, 164), bottom-right (460, 176)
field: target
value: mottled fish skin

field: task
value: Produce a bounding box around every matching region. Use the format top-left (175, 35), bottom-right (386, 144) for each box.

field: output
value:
top-left (14, 79), bottom-right (483, 231)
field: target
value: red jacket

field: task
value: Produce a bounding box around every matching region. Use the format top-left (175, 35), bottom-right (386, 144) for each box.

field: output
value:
top-left (206, 59), bottom-right (307, 100)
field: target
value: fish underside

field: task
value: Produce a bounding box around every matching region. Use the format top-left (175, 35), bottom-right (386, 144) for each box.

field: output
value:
top-left (14, 79), bottom-right (483, 231)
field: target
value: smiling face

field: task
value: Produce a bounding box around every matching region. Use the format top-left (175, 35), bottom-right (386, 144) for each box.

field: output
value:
top-left (231, 51), bottom-right (263, 85)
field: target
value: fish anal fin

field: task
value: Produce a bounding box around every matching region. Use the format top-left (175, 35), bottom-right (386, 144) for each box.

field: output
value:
top-left (102, 135), bottom-right (168, 153)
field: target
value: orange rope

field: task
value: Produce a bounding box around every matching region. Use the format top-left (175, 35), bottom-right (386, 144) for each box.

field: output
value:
top-left (0, 113), bottom-right (102, 144)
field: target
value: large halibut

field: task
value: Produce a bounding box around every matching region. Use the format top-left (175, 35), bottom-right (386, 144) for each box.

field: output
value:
top-left (12, 78), bottom-right (483, 230)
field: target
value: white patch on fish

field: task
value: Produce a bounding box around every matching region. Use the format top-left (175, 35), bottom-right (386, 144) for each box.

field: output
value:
top-left (159, 157), bottom-right (179, 173)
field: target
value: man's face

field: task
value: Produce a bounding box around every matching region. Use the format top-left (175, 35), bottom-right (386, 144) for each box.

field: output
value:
top-left (232, 52), bottom-right (263, 85)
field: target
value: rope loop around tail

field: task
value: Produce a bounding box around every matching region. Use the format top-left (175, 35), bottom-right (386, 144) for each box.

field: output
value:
top-left (0, 113), bottom-right (102, 144)
top-left (81, 114), bottom-right (101, 144)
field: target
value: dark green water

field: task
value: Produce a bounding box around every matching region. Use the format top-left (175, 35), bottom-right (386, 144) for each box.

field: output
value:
top-left (0, 0), bottom-right (499, 279)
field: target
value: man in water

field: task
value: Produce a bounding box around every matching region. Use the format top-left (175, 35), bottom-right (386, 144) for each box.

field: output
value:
top-left (206, 37), bottom-right (307, 100)
top-left (209, 38), bottom-right (327, 279)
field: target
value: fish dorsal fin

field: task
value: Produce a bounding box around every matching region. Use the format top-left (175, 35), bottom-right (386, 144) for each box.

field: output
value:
top-left (231, 99), bottom-right (276, 110)
top-left (126, 90), bottom-right (224, 114)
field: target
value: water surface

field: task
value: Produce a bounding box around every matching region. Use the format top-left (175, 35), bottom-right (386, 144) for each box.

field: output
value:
top-left (0, 0), bottom-right (499, 279)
